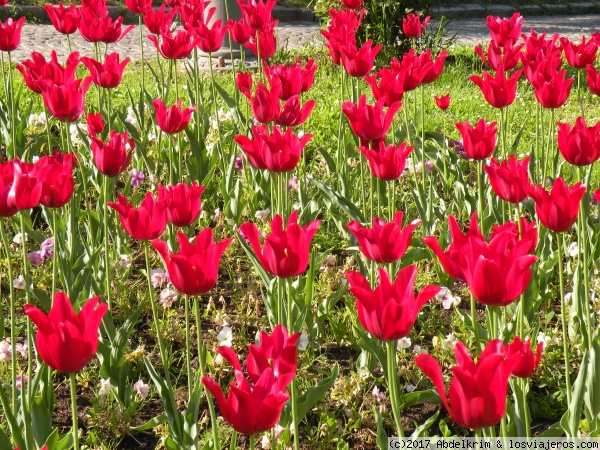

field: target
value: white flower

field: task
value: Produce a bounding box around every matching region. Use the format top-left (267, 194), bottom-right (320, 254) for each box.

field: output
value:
top-left (133, 379), bottom-right (149, 399)
top-left (13, 233), bottom-right (27, 245)
top-left (372, 385), bottom-right (386, 402)
top-left (13, 274), bottom-right (26, 290)
top-left (98, 378), bottom-right (114, 396)
top-left (159, 288), bottom-right (178, 308)
top-left (214, 313), bottom-right (229, 327)
top-left (564, 292), bottom-right (572, 304)
top-left (273, 425), bottom-right (285, 440)
top-left (213, 208), bottom-right (221, 222)
top-left (254, 208), bottom-right (271, 222)
top-left (118, 254), bottom-right (131, 270)
top-left (261, 434), bottom-right (271, 449)
top-left (413, 345), bottom-right (427, 355)
top-left (403, 384), bottom-right (416, 393)
top-left (28, 112), bottom-right (47, 131)
top-left (217, 326), bottom-right (233, 347)
top-left (537, 332), bottom-right (552, 349)
top-left (69, 123), bottom-right (85, 147)
top-left (397, 337), bottom-right (411, 350)
top-left (441, 333), bottom-right (457, 351)
top-left (324, 254), bottom-right (336, 266)
top-left (151, 269), bottom-right (169, 288)
top-left (297, 331), bottom-right (309, 351)
top-left (568, 242), bottom-right (580, 258)
top-left (292, 202), bottom-right (301, 211)
top-left (15, 374), bottom-right (28, 390)
top-left (436, 287), bottom-right (461, 309)
top-left (14, 341), bottom-right (27, 358)
top-left (214, 353), bottom-right (224, 366)
top-left (0, 339), bottom-right (11, 362)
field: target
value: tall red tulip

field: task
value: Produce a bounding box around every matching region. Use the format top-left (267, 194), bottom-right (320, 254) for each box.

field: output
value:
top-left (24, 292), bottom-right (107, 373)
top-left (455, 119), bottom-right (497, 160)
top-left (227, 18), bottom-right (253, 45)
top-left (91, 131), bottom-right (134, 177)
top-left (34, 151), bottom-right (77, 208)
top-left (245, 21), bottom-right (277, 60)
top-left (0, 161), bottom-right (17, 217)
top-left (196, 20), bottom-right (228, 54)
top-left (560, 36), bottom-right (598, 69)
top-left (557, 116), bottom-right (600, 166)
top-left (108, 192), bottom-right (169, 240)
top-left (264, 59), bottom-right (317, 101)
top-left (529, 178), bottom-right (586, 233)
top-left (340, 40), bottom-right (382, 77)
top-left (486, 12), bottom-right (522, 47)
top-left (236, 0), bottom-right (276, 30)
top-left (484, 154), bottom-right (531, 203)
top-left (147, 28), bottom-right (197, 59)
top-left (320, 8), bottom-right (363, 65)
top-left (78, 9), bottom-right (135, 43)
top-left (7, 159), bottom-right (42, 210)
top-left (416, 340), bottom-right (516, 429)
top-left (124, 0), bottom-right (151, 14)
top-left (152, 98), bottom-right (195, 134)
top-left (359, 141), bottom-right (414, 181)
top-left (474, 40), bottom-right (523, 71)
top-left (81, 53), bottom-right (130, 89)
top-left (505, 336), bottom-right (543, 378)
top-left (365, 67), bottom-right (405, 107)
top-left (531, 69), bottom-right (573, 109)
top-left (44, 3), bottom-right (79, 35)
top-left (41, 77), bottom-right (92, 122)
top-left (17, 51), bottom-right (80, 95)
top-left (157, 182), bottom-right (205, 227)
top-left (347, 211), bottom-right (420, 264)
top-left (346, 266), bottom-right (440, 341)
top-left (239, 211), bottom-right (320, 279)
top-left (0, 17), bottom-right (25, 52)
top-left (402, 13), bottom-right (429, 39)
top-left (152, 229), bottom-right (232, 296)
top-left (238, 79), bottom-right (280, 124)
top-left (341, 0), bottom-right (362, 9)
top-left (470, 66), bottom-right (522, 109)
top-left (342, 95), bottom-right (401, 148)
top-left (142, 4), bottom-right (175, 35)
top-left (433, 94), bottom-right (450, 110)
top-left (275, 95), bottom-right (315, 128)
top-left (586, 64), bottom-right (600, 96)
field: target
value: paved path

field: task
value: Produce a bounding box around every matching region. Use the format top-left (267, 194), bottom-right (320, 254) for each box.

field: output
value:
top-left (11, 14), bottom-right (600, 65)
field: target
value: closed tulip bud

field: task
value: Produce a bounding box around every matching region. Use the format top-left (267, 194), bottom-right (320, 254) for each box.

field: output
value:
top-left (158, 182), bottom-right (205, 227)
top-left (8, 159), bottom-right (42, 210)
top-left (557, 116), bottom-right (600, 166)
top-left (227, 18), bottom-right (253, 45)
top-left (529, 178), bottom-right (586, 233)
top-left (44, 3), bottom-right (79, 35)
top-left (402, 13), bottom-right (430, 39)
top-left (152, 98), bottom-right (195, 134)
top-left (455, 119), bottom-right (497, 160)
top-left (108, 192), bottom-right (169, 240)
top-left (433, 94), bottom-right (450, 110)
top-left (484, 155), bottom-right (531, 203)
top-left (24, 292), bottom-right (107, 373)
top-left (341, 0), bottom-right (363, 9)
top-left (81, 53), bottom-right (130, 89)
top-left (86, 112), bottom-right (105, 138)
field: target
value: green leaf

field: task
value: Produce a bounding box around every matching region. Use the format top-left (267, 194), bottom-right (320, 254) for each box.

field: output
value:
top-left (309, 176), bottom-right (364, 223)
top-left (561, 350), bottom-right (588, 437)
top-left (131, 413), bottom-right (169, 432)
top-left (401, 389), bottom-right (441, 409)
top-left (411, 410), bottom-right (439, 437)
top-left (374, 407), bottom-right (389, 450)
top-left (31, 395), bottom-right (53, 447)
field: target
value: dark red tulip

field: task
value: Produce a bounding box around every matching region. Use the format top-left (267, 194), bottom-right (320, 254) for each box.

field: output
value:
top-left (0, 17), bottom-right (25, 52)
top-left (0, 161), bottom-right (17, 217)
top-left (455, 119), bottom-right (497, 160)
top-left (81, 53), bottom-right (130, 89)
top-left (157, 182), bottom-right (205, 227)
top-left (44, 3), bottom-right (79, 35)
top-left (359, 141), bottom-right (414, 181)
top-left (34, 150), bottom-right (77, 208)
top-left (152, 229), bottom-right (232, 295)
top-left (24, 292), bottom-right (107, 374)
top-left (91, 130), bottom-right (134, 177)
top-left (505, 336), bottom-right (543, 378)
top-left (402, 12), bottom-right (430, 39)
top-left (239, 211), bottom-right (320, 279)
top-left (245, 20), bottom-right (277, 60)
top-left (124, 0), bottom-right (151, 14)
top-left (416, 340), bottom-right (516, 429)
top-left (470, 66), bottom-right (522, 109)
top-left (341, 0), bottom-right (362, 8)
top-left (560, 35), bottom-right (598, 69)
top-left (108, 192), bottom-right (169, 240)
top-left (148, 28), bottom-right (197, 59)
top-left (530, 68), bottom-right (573, 109)
top-left (152, 98), bottom-right (195, 134)
top-left (86, 111), bottom-right (105, 138)
top-left (433, 94), bottom-right (450, 110)
top-left (484, 155), bottom-right (531, 203)
top-left (275, 96), bottom-right (315, 128)
top-left (486, 12), bottom-right (522, 47)
top-left (342, 94), bottom-right (401, 148)
top-left (365, 67), bottom-right (405, 107)
top-left (227, 18), bottom-right (253, 45)
top-left (196, 20), bottom-right (228, 54)
top-left (346, 266), bottom-right (440, 341)
top-left (557, 116), bottom-right (600, 166)
top-left (529, 178), bottom-right (586, 233)
top-left (347, 211), bottom-right (420, 263)
top-left (239, 80), bottom-right (280, 124)
top-left (8, 159), bottom-right (42, 210)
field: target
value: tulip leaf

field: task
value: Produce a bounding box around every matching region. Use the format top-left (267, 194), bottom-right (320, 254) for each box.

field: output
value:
top-left (131, 413), bottom-right (169, 432)
top-left (0, 386), bottom-right (25, 449)
top-left (31, 395), bottom-right (53, 448)
top-left (456, 309), bottom-right (489, 343)
top-left (538, 421), bottom-right (564, 437)
top-left (354, 325), bottom-right (387, 374)
top-left (584, 339), bottom-right (600, 421)
top-left (237, 233), bottom-right (272, 288)
top-left (401, 389), bottom-right (441, 409)
top-left (0, 428), bottom-right (11, 450)
top-left (412, 410), bottom-right (440, 437)
top-left (374, 407), bottom-right (388, 449)
top-left (32, 287), bottom-right (52, 310)
top-left (316, 144), bottom-right (337, 173)
top-left (561, 349), bottom-right (588, 437)
top-left (308, 176), bottom-right (365, 223)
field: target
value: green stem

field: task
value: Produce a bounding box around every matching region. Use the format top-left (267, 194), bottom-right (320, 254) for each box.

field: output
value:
top-left (386, 340), bottom-right (404, 437)
top-left (286, 278), bottom-right (300, 450)
top-left (471, 292), bottom-right (481, 354)
top-left (7, 52), bottom-right (17, 159)
top-left (420, 84), bottom-right (426, 196)
top-left (139, 16), bottom-right (145, 102)
top-left (577, 69), bottom-right (585, 119)
top-left (69, 372), bottom-right (80, 450)
top-left (557, 233), bottom-right (572, 406)
top-left (103, 176), bottom-right (112, 310)
top-left (184, 294), bottom-right (192, 396)
top-left (51, 207), bottom-right (58, 298)
top-left (249, 433), bottom-right (255, 449)
top-left (209, 53), bottom-right (225, 165)
top-left (477, 160), bottom-right (485, 235)
top-left (578, 166), bottom-right (592, 348)
top-left (19, 212), bottom-right (33, 402)
top-left (0, 223), bottom-right (16, 412)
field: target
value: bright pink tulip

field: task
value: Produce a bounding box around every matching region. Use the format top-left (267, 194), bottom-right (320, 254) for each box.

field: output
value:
top-left (560, 35), bottom-right (598, 69)
top-left (346, 266), bottom-right (440, 341)
top-left (196, 20), bottom-right (228, 53)
top-left (275, 96), bottom-right (315, 128)
top-left (402, 13), bottom-right (430, 39)
top-left (557, 116), bottom-right (600, 166)
top-left (157, 182), bottom-right (205, 227)
top-left (342, 94), bottom-right (401, 148)
top-left (529, 178), bottom-right (586, 233)
top-left (41, 77), bottom-right (92, 122)
top-left (148, 28), bottom-right (197, 59)
top-left (474, 40), bottom-right (523, 71)
top-left (0, 17), bottom-right (25, 52)
top-left (484, 155), bottom-right (531, 203)
top-left (365, 67), bottom-right (405, 107)
top-left (152, 98), bottom-right (195, 134)
top-left (239, 80), bottom-right (280, 124)
top-left (124, 0), bottom-right (151, 14)
top-left (152, 229), bottom-right (232, 295)
top-left (44, 3), bottom-right (79, 35)
top-left (227, 18), bottom-right (253, 45)
top-left (239, 211), bottom-right (320, 279)
top-left (531, 69), bottom-right (574, 109)
top-left (359, 141), bottom-right (414, 181)
top-left (91, 131), bottom-right (134, 177)
top-left (8, 159), bottom-right (42, 210)
top-left (108, 192), bottom-right (169, 240)
top-left (17, 51), bottom-right (80, 94)
top-left (347, 211), bottom-right (420, 263)
top-left (505, 336), bottom-right (543, 378)
top-left (455, 119), bottom-right (497, 160)
top-left (586, 64), bottom-right (600, 96)
top-left (245, 20), bottom-right (277, 59)
top-left (470, 66), bottom-right (522, 109)
top-left (486, 12), bottom-right (522, 47)
top-left (81, 53), bottom-right (130, 89)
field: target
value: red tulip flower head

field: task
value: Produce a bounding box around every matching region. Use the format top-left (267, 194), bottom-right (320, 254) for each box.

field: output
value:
top-left (152, 229), bottom-right (232, 296)
top-left (557, 116), bottom-right (600, 166)
top-left (342, 95), bottom-right (401, 148)
top-left (346, 266), bottom-right (440, 341)
top-left (560, 35), bottom-right (598, 69)
top-left (341, 40), bottom-right (382, 77)
top-left (474, 40), bottom-right (523, 72)
top-left (245, 21), bottom-right (277, 60)
top-left (0, 161), bottom-right (17, 217)
top-left (153, 98), bottom-right (195, 134)
top-left (531, 69), bottom-right (574, 109)
top-left (341, 0), bottom-right (363, 9)
top-left (0, 17), bottom-right (25, 52)
top-left (17, 51), bottom-right (81, 95)
top-left (347, 211), bottom-right (420, 264)
top-left (78, 9), bottom-right (135, 43)
top-left (91, 131), bottom-right (134, 177)
top-left (505, 336), bottom-right (543, 378)
top-left (586, 64), bottom-right (600, 97)
top-left (416, 340), bottom-right (516, 429)
top-left (34, 151), bottom-right (77, 208)
top-left (359, 141), bottom-right (414, 181)
top-left (142, 5), bottom-right (176, 35)
top-left (470, 66), bottom-right (522, 109)
top-left (238, 78), bottom-right (280, 124)
top-left (238, 211), bottom-right (320, 279)
top-left (416, 49), bottom-right (448, 84)
top-left (108, 192), bottom-right (169, 240)
top-left (402, 13), bottom-right (430, 39)
top-left (227, 18), bottom-right (253, 45)
top-left (86, 111), bottom-right (105, 138)
top-left (486, 12), bottom-right (523, 47)
top-left (237, 0), bottom-right (276, 30)
top-left (529, 178), bottom-right (586, 233)
top-left (434, 94), bottom-right (450, 110)
top-left (157, 182), bottom-right (205, 227)
top-left (41, 77), bottom-right (92, 122)
top-left (484, 154), bottom-right (531, 203)
top-left (365, 67), bottom-right (405, 107)
top-left (24, 292), bottom-right (107, 373)
top-left (8, 159), bottom-right (42, 210)
top-left (81, 53), bottom-right (130, 89)
top-left (147, 28), bottom-right (197, 59)
top-left (124, 0), bottom-right (151, 14)
top-left (321, 8), bottom-right (363, 65)
top-left (275, 95), bottom-right (316, 128)
top-left (264, 59), bottom-right (317, 101)
top-left (595, 189), bottom-right (600, 204)
top-left (455, 119), bottom-right (497, 160)
top-left (196, 20), bottom-right (228, 54)
top-left (44, 3), bottom-right (79, 35)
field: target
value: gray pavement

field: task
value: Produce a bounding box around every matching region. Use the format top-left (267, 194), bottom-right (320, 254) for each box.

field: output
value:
top-left (10, 13), bottom-right (600, 65)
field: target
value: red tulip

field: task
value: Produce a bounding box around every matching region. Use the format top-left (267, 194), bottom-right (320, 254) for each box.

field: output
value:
top-left (239, 80), bottom-right (280, 124)
top-left (78, 9), bottom-right (135, 43)
top-left (560, 35), bottom-right (598, 69)
top-left (202, 347), bottom-right (290, 436)
top-left (346, 266), bottom-right (440, 341)
top-left (424, 213), bottom-right (484, 281)
top-left (0, 161), bottom-right (17, 217)
top-left (470, 66), bottom-right (522, 109)
top-left (529, 178), bottom-right (586, 233)
top-left (0, 17), bottom-right (25, 52)
top-left (358, 141), bottom-right (414, 181)
top-left (148, 28), bottom-right (197, 59)
top-left (340, 40), bottom-right (382, 77)
top-left (594, 188), bottom-right (600, 203)
top-left (227, 18), bottom-right (253, 45)
top-left (505, 336), bottom-right (543, 378)
top-left (321, 8), bottom-right (363, 65)
top-left (474, 40), bottom-right (523, 71)
top-left (521, 52), bottom-right (562, 84)
top-left (152, 229), bottom-right (232, 295)
top-left (239, 211), bottom-right (320, 279)
top-left (81, 53), bottom-right (130, 89)
top-left (157, 182), bottom-right (205, 227)
top-left (108, 192), bottom-right (169, 240)
top-left (152, 98), bottom-right (195, 134)
top-left (521, 29), bottom-right (559, 64)
top-left (486, 12), bottom-right (522, 47)
top-left (178, 0), bottom-right (212, 31)
top-left (234, 125), bottom-right (312, 172)
top-left (8, 159), bottom-right (42, 210)
top-left (342, 94), bottom-right (401, 148)
top-left (417, 49), bottom-right (448, 84)
top-left (24, 292), bottom-right (107, 373)
top-left (34, 150), bottom-right (77, 208)
top-left (44, 3), bottom-right (79, 35)
top-left (557, 116), bottom-right (600, 166)
top-left (530, 68), bottom-right (573, 109)
top-left (124, 0), bottom-right (151, 14)
top-left (484, 154), bottom-right (531, 203)
top-left (416, 340), bottom-right (515, 429)
top-left (492, 216), bottom-right (538, 254)
top-left (433, 94), bottom-right (450, 110)
top-left (347, 211), bottom-right (420, 263)
top-left (389, 50), bottom-right (424, 92)
top-left (91, 130), bottom-right (134, 177)
top-left (196, 20), bottom-right (228, 54)
top-left (455, 119), bottom-right (497, 160)
top-left (17, 51), bottom-right (80, 95)
top-left (365, 67), bottom-right (405, 107)
top-left (402, 13), bottom-right (430, 39)
top-left (275, 95), bottom-right (315, 128)
top-left (236, 0), bottom-right (276, 30)
top-left (81, 0), bottom-right (107, 14)
top-left (341, 0), bottom-right (362, 9)
top-left (264, 59), bottom-right (317, 101)
top-left (245, 20), bottom-right (277, 60)
top-left (41, 77), bottom-right (92, 122)
top-left (86, 111), bottom-right (105, 138)
top-left (142, 5), bottom-right (175, 35)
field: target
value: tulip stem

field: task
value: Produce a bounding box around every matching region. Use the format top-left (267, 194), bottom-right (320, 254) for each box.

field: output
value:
top-left (69, 372), bottom-right (80, 450)
top-left (139, 16), bottom-right (145, 103)
top-left (477, 160), bottom-right (485, 235)
top-left (577, 69), bottom-right (585, 120)
top-left (420, 84), bottom-right (426, 197)
top-left (557, 233), bottom-right (572, 406)
top-left (286, 278), bottom-right (300, 450)
top-left (6, 52), bottom-right (17, 159)
top-left (249, 433), bottom-right (255, 449)
top-left (577, 166), bottom-right (592, 348)
top-left (209, 52), bottom-right (225, 167)
top-left (103, 176), bottom-right (112, 311)
top-left (19, 212), bottom-right (33, 402)
top-left (386, 340), bottom-right (404, 437)
top-left (471, 293), bottom-right (481, 354)
top-left (184, 294), bottom-right (192, 396)
top-left (549, 109), bottom-right (556, 178)
top-left (0, 223), bottom-right (17, 412)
